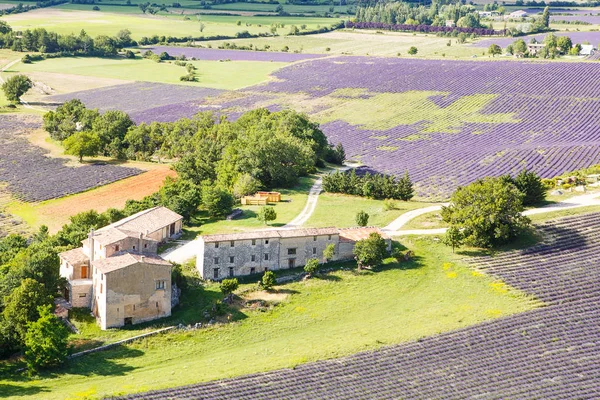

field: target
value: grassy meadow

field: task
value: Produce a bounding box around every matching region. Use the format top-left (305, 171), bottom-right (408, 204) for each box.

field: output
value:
top-left (0, 237), bottom-right (540, 399)
top-left (11, 56), bottom-right (287, 90)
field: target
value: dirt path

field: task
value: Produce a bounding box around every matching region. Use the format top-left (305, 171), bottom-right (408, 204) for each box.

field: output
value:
top-left (386, 191), bottom-right (600, 236)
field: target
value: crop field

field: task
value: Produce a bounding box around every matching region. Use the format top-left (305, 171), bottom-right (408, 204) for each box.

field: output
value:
top-left (0, 115), bottom-right (141, 202)
top-left (2, 8), bottom-right (338, 39)
top-left (474, 30), bottom-right (600, 48)
top-left (107, 213), bottom-right (600, 399)
top-left (0, 238), bottom-right (537, 399)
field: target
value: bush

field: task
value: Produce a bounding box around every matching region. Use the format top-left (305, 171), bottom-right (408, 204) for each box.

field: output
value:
top-left (24, 305), bottom-right (69, 374)
top-left (1, 74), bottom-right (32, 104)
top-left (201, 184), bottom-right (234, 218)
top-left (303, 258), bottom-right (320, 276)
top-left (258, 206), bottom-right (277, 225)
top-left (513, 170), bottom-right (547, 206)
top-left (408, 46), bottom-right (418, 55)
top-left (383, 199), bottom-right (398, 211)
top-left (92, 5), bottom-right (100, 10)
top-left (124, 50), bottom-right (135, 59)
top-left (353, 232), bottom-right (388, 269)
top-left (355, 210), bottom-right (369, 227)
top-left (261, 270), bottom-right (276, 290)
top-left (220, 278), bottom-right (239, 295)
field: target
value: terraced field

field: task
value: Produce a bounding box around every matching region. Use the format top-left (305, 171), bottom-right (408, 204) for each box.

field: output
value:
top-left (0, 115), bottom-right (141, 201)
top-left (119, 212), bottom-right (600, 399)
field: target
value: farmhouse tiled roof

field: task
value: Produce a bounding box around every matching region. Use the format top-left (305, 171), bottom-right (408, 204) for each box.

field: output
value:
top-left (101, 206), bottom-right (182, 236)
top-left (201, 227), bottom-right (340, 243)
top-left (89, 227), bottom-right (140, 246)
top-left (92, 252), bottom-right (171, 274)
top-left (59, 247), bottom-right (89, 265)
top-left (339, 227), bottom-right (390, 243)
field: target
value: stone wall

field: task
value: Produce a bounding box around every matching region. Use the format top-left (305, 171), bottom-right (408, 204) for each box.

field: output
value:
top-left (69, 281), bottom-right (93, 308)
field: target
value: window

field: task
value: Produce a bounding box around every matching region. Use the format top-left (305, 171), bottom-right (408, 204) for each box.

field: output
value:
top-left (214, 257), bottom-right (219, 264)
top-left (252, 239), bottom-right (256, 246)
top-left (250, 267), bottom-right (256, 274)
top-left (229, 267), bottom-right (234, 277)
top-left (78, 293), bottom-right (87, 298)
top-left (313, 247), bottom-right (317, 255)
top-left (213, 268), bottom-right (219, 279)
top-left (133, 245), bottom-right (136, 250)
top-left (288, 248), bottom-right (297, 255)
top-left (144, 243), bottom-right (148, 249)
top-left (100, 283), bottom-right (103, 294)
top-left (215, 242), bottom-right (219, 248)
top-left (264, 253), bottom-right (269, 261)
top-left (155, 280), bottom-right (166, 290)
top-left (115, 245), bottom-right (120, 252)
top-left (230, 241), bottom-right (235, 247)
top-left (265, 240), bottom-right (269, 245)
top-left (251, 255), bottom-right (256, 262)
top-left (328, 235), bottom-right (332, 240)
top-left (229, 256), bottom-right (235, 263)
top-left (313, 236), bottom-right (317, 241)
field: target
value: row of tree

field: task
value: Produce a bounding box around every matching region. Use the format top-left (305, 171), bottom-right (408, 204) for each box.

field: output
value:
top-left (0, 22), bottom-right (134, 56)
top-left (322, 169), bottom-right (414, 201)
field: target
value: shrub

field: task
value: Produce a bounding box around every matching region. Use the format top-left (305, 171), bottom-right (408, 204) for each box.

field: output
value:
top-left (24, 305), bottom-right (69, 374)
top-left (258, 206), bottom-right (277, 225)
top-left (220, 278), bottom-right (239, 295)
top-left (353, 232), bottom-right (388, 269)
top-left (408, 46), bottom-right (418, 55)
top-left (383, 199), bottom-right (398, 211)
top-left (1, 74), bottom-right (32, 104)
top-left (261, 270), bottom-right (276, 290)
top-left (356, 210), bottom-right (369, 227)
top-left (304, 258), bottom-right (320, 276)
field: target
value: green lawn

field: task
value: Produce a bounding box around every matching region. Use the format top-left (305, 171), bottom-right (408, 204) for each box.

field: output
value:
top-left (183, 175), bottom-right (316, 237)
top-left (0, 238), bottom-right (540, 399)
top-left (2, 8), bottom-right (338, 39)
top-left (306, 193), bottom-right (440, 228)
top-left (11, 56), bottom-right (286, 90)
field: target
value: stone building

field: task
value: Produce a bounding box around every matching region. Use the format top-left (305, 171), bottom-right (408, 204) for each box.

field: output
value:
top-left (58, 206), bottom-right (183, 329)
top-left (196, 227), bottom-right (391, 280)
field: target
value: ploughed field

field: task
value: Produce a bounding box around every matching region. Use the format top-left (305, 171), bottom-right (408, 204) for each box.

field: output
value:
top-left (0, 115), bottom-right (141, 202)
top-left (48, 56), bottom-right (600, 198)
top-left (119, 212), bottom-right (600, 399)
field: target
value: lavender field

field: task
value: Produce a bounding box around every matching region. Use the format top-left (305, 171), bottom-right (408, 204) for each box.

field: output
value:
top-left (121, 213), bottom-right (600, 399)
top-left (145, 46), bottom-right (326, 62)
top-left (473, 30), bottom-right (600, 47)
top-left (0, 115), bottom-right (141, 202)
top-left (48, 82), bottom-right (223, 124)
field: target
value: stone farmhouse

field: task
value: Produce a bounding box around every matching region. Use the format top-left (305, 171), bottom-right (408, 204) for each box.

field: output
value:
top-left (59, 207), bottom-right (183, 330)
top-left (196, 227), bottom-right (391, 280)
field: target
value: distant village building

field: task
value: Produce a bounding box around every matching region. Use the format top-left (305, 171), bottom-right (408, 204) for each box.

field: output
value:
top-left (508, 10), bottom-right (528, 18)
top-left (527, 42), bottom-right (546, 55)
top-left (445, 20), bottom-right (456, 28)
top-left (59, 207), bottom-right (183, 329)
top-left (196, 227), bottom-right (392, 280)
top-left (580, 44), bottom-right (595, 56)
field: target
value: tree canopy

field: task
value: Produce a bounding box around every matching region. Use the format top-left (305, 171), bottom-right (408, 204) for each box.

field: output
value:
top-left (1, 74), bottom-right (32, 104)
top-left (353, 232), bottom-right (388, 269)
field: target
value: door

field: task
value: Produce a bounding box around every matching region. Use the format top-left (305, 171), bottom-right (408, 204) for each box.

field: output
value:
top-left (81, 265), bottom-right (88, 279)
top-left (169, 223), bottom-right (176, 236)
top-left (288, 258), bottom-right (295, 269)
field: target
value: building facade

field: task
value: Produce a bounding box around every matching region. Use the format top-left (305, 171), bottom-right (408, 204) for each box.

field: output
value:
top-left (58, 206), bottom-right (182, 329)
top-left (196, 227), bottom-right (391, 280)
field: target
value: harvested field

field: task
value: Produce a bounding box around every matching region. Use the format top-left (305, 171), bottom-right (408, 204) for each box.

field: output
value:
top-left (0, 114), bottom-right (141, 202)
top-left (118, 213), bottom-right (600, 399)
top-left (145, 46), bottom-right (326, 62)
top-left (11, 166), bottom-right (176, 232)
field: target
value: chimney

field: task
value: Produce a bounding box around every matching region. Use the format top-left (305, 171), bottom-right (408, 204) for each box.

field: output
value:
top-left (139, 232), bottom-right (143, 254)
top-left (88, 229), bottom-right (95, 262)
top-left (140, 255), bottom-right (145, 263)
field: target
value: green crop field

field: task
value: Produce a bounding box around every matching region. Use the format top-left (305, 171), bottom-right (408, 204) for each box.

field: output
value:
top-left (0, 238), bottom-right (540, 399)
top-left (11, 56), bottom-right (287, 90)
top-left (2, 8), bottom-right (339, 39)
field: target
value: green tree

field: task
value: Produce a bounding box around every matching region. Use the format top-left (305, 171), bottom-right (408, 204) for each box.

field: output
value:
top-left (513, 39), bottom-right (528, 55)
top-left (261, 270), bottom-right (276, 290)
top-left (353, 232), bottom-right (388, 270)
top-left (303, 258), bottom-right (319, 277)
top-left (323, 243), bottom-right (335, 262)
top-left (24, 305), bottom-right (69, 374)
top-left (232, 173), bottom-right (260, 199)
top-left (92, 110), bottom-right (134, 158)
top-left (441, 177), bottom-right (530, 248)
top-left (556, 36), bottom-right (572, 54)
top-left (355, 210), bottom-right (369, 227)
top-left (63, 131), bottom-right (101, 162)
top-left (201, 183), bottom-right (234, 218)
top-left (2, 279), bottom-right (53, 344)
top-left (1, 74), bottom-right (32, 104)
top-left (159, 177), bottom-right (201, 222)
top-left (488, 44), bottom-right (502, 57)
top-left (43, 99), bottom-right (99, 141)
top-left (442, 226), bottom-right (464, 253)
top-left (408, 46), bottom-right (418, 55)
top-left (541, 6), bottom-right (550, 28)
top-left (220, 278), bottom-right (239, 296)
top-left (513, 169), bottom-right (547, 206)
top-left (258, 206), bottom-right (277, 225)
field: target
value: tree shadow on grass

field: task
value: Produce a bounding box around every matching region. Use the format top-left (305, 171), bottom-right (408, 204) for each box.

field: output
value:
top-left (61, 345), bottom-right (144, 378)
top-left (0, 383), bottom-right (49, 398)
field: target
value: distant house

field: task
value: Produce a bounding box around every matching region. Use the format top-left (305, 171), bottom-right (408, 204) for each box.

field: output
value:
top-left (445, 20), bottom-right (456, 28)
top-left (509, 10), bottom-right (528, 18)
top-left (59, 206), bottom-right (183, 329)
top-left (196, 227), bottom-right (392, 280)
top-left (527, 42), bottom-right (545, 55)
top-left (580, 44), bottom-right (595, 56)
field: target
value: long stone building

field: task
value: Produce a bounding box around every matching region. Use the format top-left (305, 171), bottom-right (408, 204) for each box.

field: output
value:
top-left (59, 207), bottom-right (183, 329)
top-left (196, 227), bottom-right (391, 280)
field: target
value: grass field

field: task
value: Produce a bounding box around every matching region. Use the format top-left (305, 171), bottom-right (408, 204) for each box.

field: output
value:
top-left (306, 193), bottom-right (439, 228)
top-left (2, 8), bottom-right (339, 39)
top-left (10, 56), bottom-right (287, 90)
top-left (0, 237), bottom-right (540, 399)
